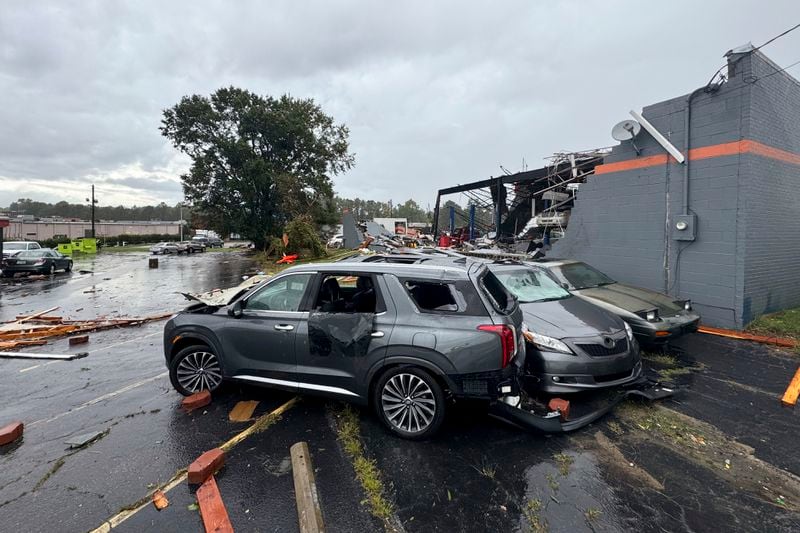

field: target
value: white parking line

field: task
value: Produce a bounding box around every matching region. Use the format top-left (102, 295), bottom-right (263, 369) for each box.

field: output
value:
top-left (18, 331), bottom-right (160, 373)
top-left (28, 371), bottom-right (169, 427)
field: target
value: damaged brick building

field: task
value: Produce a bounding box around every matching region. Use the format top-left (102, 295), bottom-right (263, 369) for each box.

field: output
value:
top-left (553, 48), bottom-right (800, 329)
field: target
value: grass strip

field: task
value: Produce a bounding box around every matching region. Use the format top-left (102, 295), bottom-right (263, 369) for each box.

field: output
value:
top-left (331, 404), bottom-right (399, 531)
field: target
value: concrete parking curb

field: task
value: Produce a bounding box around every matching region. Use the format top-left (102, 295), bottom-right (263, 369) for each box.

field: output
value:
top-left (182, 390), bottom-right (211, 412)
top-left (188, 448), bottom-right (226, 485)
top-left (197, 476), bottom-right (233, 533)
top-left (0, 421), bottom-right (23, 446)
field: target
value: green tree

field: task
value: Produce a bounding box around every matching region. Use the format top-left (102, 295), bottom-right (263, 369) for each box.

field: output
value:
top-left (160, 88), bottom-right (353, 248)
top-left (393, 199), bottom-right (431, 223)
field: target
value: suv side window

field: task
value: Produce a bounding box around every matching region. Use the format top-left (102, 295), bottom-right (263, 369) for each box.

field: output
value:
top-left (479, 271), bottom-right (514, 314)
top-left (246, 273), bottom-right (313, 312)
top-left (401, 279), bottom-right (488, 316)
top-left (313, 274), bottom-right (385, 313)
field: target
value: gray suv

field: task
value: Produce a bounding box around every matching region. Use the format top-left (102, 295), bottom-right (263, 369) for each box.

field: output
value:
top-left (163, 261), bottom-right (524, 439)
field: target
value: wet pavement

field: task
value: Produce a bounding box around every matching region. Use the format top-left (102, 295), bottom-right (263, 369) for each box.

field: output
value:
top-left (1, 250), bottom-right (799, 532)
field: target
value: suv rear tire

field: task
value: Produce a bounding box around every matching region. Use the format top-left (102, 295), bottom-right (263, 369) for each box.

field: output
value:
top-left (373, 366), bottom-right (445, 440)
top-left (169, 344), bottom-right (224, 396)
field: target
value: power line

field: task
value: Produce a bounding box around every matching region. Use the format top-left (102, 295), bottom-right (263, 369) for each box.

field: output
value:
top-left (754, 22), bottom-right (800, 52)
top-left (748, 58), bottom-right (800, 83)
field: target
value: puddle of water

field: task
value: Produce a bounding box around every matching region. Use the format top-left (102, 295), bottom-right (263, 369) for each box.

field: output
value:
top-left (520, 451), bottom-right (625, 533)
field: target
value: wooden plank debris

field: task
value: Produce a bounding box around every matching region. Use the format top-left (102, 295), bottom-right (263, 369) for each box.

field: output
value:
top-left (0, 351), bottom-right (88, 361)
top-left (0, 309), bottom-right (174, 350)
top-left (781, 367), bottom-right (800, 407)
top-left (228, 400), bottom-right (259, 422)
top-left (291, 441), bottom-right (325, 533)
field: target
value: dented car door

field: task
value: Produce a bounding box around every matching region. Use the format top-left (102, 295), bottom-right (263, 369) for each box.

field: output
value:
top-left (293, 272), bottom-right (396, 401)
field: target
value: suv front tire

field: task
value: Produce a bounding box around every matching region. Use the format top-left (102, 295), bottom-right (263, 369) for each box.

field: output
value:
top-left (169, 344), bottom-right (224, 396)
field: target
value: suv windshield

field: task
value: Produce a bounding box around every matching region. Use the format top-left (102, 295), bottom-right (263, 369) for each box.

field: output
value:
top-left (493, 267), bottom-right (571, 303)
top-left (555, 262), bottom-right (616, 290)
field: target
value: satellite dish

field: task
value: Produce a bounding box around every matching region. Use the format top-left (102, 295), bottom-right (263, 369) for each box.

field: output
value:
top-left (611, 119), bottom-right (642, 155)
top-left (611, 119), bottom-right (641, 141)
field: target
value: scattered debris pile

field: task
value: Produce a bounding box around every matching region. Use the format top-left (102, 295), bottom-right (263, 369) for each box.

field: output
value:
top-left (0, 307), bottom-right (173, 350)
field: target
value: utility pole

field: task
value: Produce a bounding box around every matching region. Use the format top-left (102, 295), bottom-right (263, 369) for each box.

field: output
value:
top-left (86, 185), bottom-right (98, 238)
top-left (91, 185), bottom-right (96, 238)
top-left (179, 203), bottom-right (183, 241)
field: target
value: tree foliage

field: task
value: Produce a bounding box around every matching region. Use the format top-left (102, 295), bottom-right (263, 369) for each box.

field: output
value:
top-left (161, 88), bottom-right (354, 248)
top-left (5, 198), bottom-right (190, 222)
top-left (334, 197), bottom-right (432, 223)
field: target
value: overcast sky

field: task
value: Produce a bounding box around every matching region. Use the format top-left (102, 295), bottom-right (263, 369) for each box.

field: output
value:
top-left (2, 1), bottom-right (799, 209)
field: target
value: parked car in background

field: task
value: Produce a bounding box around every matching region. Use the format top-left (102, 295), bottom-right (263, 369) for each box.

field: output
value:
top-left (163, 261), bottom-right (524, 439)
top-left (192, 235), bottom-right (224, 248)
top-left (2, 249), bottom-right (72, 276)
top-left (533, 259), bottom-right (701, 345)
top-left (326, 234), bottom-right (344, 248)
top-left (179, 241), bottom-right (206, 253)
top-left (2, 241), bottom-right (41, 258)
top-left (150, 242), bottom-right (181, 255)
top-left (487, 262), bottom-right (641, 394)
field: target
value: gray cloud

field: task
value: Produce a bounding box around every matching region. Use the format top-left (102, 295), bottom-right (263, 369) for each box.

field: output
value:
top-left (1, 0), bottom-right (799, 208)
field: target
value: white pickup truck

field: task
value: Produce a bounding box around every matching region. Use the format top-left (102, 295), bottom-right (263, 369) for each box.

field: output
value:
top-left (2, 241), bottom-right (41, 258)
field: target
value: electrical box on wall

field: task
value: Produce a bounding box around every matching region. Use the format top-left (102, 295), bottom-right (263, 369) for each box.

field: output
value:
top-left (673, 214), bottom-right (697, 241)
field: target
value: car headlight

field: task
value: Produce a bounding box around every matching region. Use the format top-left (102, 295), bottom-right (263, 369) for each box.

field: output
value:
top-left (683, 300), bottom-right (692, 311)
top-left (636, 308), bottom-right (660, 322)
top-left (522, 329), bottom-right (573, 355)
top-left (623, 321), bottom-right (634, 341)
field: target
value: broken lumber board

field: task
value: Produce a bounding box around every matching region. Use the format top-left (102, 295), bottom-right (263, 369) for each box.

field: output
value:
top-left (13, 315), bottom-right (63, 322)
top-left (782, 367), bottom-right (800, 407)
top-left (290, 441), bottom-right (324, 533)
top-left (228, 400), bottom-right (259, 422)
top-left (0, 340), bottom-right (47, 350)
top-left (0, 307), bottom-right (60, 331)
top-left (0, 351), bottom-right (88, 361)
top-left (196, 476), bottom-right (233, 533)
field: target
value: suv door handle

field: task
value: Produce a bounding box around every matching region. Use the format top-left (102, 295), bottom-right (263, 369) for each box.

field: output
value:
top-left (274, 324), bottom-right (294, 332)
top-left (370, 331), bottom-right (384, 338)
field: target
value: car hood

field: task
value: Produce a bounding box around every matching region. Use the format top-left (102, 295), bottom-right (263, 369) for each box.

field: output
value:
top-left (520, 295), bottom-right (623, 339)
top-left (181, 274), bottom-right (271, 306)
top-left (576, 283), bottom-right (683, 316)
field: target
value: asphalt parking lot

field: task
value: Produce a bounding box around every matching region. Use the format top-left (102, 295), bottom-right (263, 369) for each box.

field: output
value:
top-left (1, 250), bottom-right (798, 532)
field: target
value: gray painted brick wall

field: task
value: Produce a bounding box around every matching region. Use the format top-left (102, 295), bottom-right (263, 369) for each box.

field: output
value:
top-left (552, 50), bottom-right (800, 329)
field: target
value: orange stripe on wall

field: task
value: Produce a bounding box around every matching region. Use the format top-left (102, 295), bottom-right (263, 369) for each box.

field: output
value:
top-left (594, 154), bottom-right (668, 174)
top-left (593, 139), bottom-right (800, 174)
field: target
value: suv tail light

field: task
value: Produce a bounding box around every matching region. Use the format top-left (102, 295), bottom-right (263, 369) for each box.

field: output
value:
top-left (477, 324), bottom-right (517, 368)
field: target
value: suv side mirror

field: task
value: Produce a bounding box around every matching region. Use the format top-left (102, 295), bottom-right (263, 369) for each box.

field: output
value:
top-left (228, 300), bottom-right (244, 318)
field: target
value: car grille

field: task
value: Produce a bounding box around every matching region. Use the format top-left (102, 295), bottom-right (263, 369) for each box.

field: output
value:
top-left (576, 337), bottom-right (628, 357)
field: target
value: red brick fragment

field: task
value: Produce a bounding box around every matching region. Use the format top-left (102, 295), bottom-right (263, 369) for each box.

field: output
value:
top-left (188, 448), bottom-right (226, 485)
top-left (69, 335), bottom-right (89, 346)
top-left (0, 421), bottom-right (24, 446)
top-left (547, 398), bottom-right (570, 421)
top-left (182, 390), bottom-right (211, 412)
